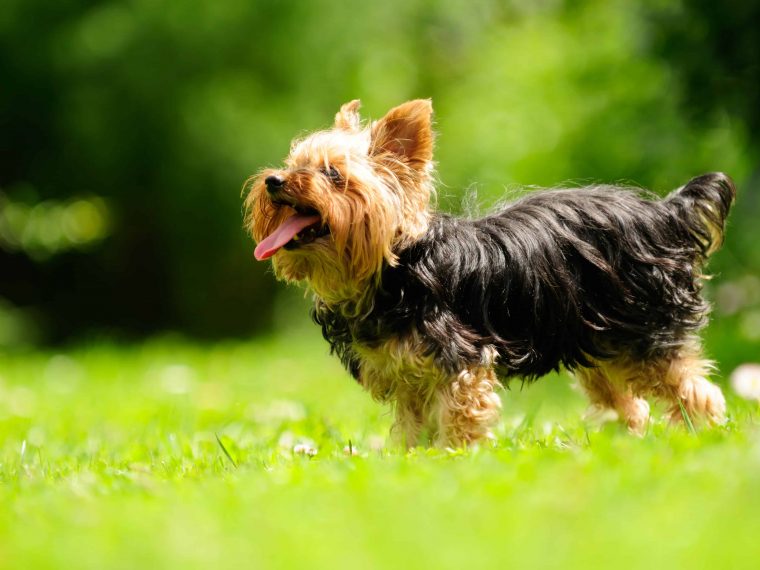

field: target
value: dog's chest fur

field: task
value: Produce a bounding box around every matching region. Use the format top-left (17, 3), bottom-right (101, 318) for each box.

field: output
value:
top-left (353, 333), bottom-right (448, 402)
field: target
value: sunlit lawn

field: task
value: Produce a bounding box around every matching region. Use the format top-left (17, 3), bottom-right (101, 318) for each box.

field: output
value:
top-left (1, 317), bottom-right (760, 569)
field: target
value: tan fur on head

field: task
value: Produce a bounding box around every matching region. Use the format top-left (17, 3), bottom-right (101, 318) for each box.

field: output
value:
top-left (244, 99), bottom-right (435, 309)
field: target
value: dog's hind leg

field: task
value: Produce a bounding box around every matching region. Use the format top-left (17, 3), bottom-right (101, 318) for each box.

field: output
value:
top-left (576, 363), bottom-right (650, 434)
top-left (646, 343), bottom-right (726, 426)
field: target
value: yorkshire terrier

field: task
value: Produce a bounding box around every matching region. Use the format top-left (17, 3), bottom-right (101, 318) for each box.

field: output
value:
top-left (245, 99), bottom-right (735, 447)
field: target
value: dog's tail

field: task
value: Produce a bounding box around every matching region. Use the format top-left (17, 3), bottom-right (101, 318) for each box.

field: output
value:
top-left (665, 172), bottom-right (736, 259)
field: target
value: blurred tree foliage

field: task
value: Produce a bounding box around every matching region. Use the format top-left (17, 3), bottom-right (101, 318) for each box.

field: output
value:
top-left (0, 0), bottom-right (757, 345)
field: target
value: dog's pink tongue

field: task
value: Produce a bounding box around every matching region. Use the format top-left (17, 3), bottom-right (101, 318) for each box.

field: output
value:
top-left (254, 213), bottom-right (321, 260)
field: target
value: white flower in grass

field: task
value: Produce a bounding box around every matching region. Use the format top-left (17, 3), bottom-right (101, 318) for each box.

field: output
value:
top-left (730, 364), bottom-right (760, 401)
top-left (293, 442), bottom-right (318, 456)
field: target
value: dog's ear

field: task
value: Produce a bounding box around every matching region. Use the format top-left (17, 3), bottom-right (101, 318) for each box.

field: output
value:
top-left (334, 100), bottom-right (362, 131)
top-left (370, 99), bottom-right (433, 167)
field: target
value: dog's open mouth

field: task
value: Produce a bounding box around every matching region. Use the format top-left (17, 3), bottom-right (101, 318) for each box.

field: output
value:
top-left (254, 206), bottom-right (329, 260)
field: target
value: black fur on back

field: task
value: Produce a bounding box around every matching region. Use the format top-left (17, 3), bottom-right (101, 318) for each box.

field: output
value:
top-left (313, 173), bottom-right (735, 382)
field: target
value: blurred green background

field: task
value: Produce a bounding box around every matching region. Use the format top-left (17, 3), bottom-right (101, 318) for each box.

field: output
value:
top-left (2, 0), bottom-right (759, 349)
top-left (2, 4), bottom-right (760, 568)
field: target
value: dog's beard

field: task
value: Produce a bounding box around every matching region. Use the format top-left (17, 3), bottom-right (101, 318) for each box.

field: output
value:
top-left (272, 244), bottom-right (369, 307)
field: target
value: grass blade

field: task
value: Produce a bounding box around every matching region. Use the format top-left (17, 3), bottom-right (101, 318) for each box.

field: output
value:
top-left (677, 399), bottom-right (696, 435)
top-left (215, 433), bottom-right (238, 469)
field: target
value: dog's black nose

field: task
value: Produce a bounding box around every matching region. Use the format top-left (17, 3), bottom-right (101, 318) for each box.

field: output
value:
top-left (265, 175), bottom-right (285, 193)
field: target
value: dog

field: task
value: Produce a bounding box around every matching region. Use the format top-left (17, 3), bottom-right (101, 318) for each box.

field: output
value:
top-left (245, 99), bottom-right (735, 447)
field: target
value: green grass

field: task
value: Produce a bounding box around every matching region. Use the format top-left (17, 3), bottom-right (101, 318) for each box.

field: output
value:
top-left (2, 328), bottom-right (760, 569)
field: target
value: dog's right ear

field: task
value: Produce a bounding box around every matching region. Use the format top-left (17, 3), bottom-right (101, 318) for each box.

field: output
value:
top-left (334, 100), bottom-right (362, 131)
top-left (370, 99), bottom-right (433, 169)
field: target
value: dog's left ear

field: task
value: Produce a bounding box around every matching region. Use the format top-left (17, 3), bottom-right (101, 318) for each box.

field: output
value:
top-left (334, 100), bottom-right (362, 131)
top-left (370, 99), bottom-right (433, 168)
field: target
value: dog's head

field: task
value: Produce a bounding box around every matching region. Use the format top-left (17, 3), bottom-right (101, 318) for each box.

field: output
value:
top-left (245, 99), bottom-right (435, 305)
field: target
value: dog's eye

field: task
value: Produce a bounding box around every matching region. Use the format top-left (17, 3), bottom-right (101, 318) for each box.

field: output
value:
top-left (320, 165), bottom-right (342, 185)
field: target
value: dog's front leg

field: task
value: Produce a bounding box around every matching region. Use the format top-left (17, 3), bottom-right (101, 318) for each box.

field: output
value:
top-left (360, 365), bottom-right (427, 448)
top-left (389, 393), bottom-right (426, 448)
top-left (431, 366), bottom-right (502, 447)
